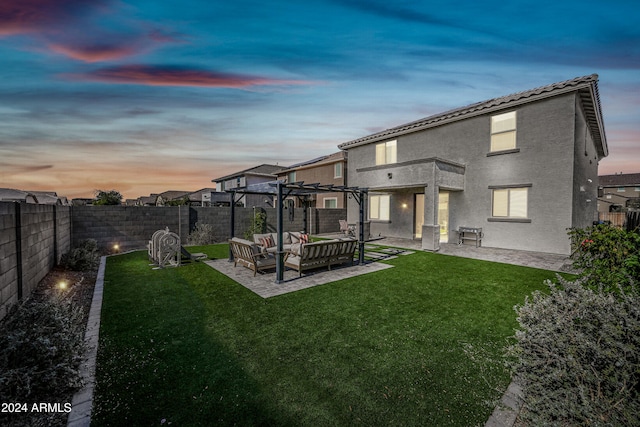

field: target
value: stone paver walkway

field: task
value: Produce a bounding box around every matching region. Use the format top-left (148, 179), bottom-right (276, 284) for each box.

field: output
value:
top-left (334, 235), bottom-right (576, 273)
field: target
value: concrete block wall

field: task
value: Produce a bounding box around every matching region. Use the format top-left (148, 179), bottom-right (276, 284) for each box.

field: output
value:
top-left (72, 206), bottom-right (346, 250)
top-left (1, 204), bottom-right (343, 321)
top-left (0, 202), bottom-right (18, 321)
top-left (0, 202), bottom-right (71, 321)
top-left (72, 206), bottom-right (190, 251)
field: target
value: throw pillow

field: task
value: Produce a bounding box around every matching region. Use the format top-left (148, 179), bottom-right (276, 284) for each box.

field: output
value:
top-left (299, 233), bottom-right (309, 244)
top-left (259, 235), bottom-right (275, 248)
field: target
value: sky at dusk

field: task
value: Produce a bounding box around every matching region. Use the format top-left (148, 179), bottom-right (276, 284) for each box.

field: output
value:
top-left (1, 0), bottom-right (639, 200)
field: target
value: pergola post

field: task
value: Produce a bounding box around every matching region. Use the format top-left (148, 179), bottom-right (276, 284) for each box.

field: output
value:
top-left (275, 181), bottom-right (285, 283)
top-left (228, 191), bottom-right (235, 262)
top-left (302, 197), bottom-right (308, 234)
top-left (358, 189), bottom-right (367, 265)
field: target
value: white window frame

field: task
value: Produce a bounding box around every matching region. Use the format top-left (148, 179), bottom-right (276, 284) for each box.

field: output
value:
top-left (334, 162), bottom-right (343, 178)
top-left (490, 111), bottom-right (517, 152)
top-left (491, 186), bottom-right (529, 219)
top-left (369, 194), bottom-right (390, 221)
top-left (288, 171), bottom-right (296, 183)
top-left (375, 140), bottom-right (397, 165)
top-left (323, 197), bottom-right (338, 209)
top-left (617, 187), bottom-right (626, 193)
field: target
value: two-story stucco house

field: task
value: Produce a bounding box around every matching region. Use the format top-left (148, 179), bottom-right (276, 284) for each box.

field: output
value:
top-left (339, 74), bottom-right (608, 255)
top-left (212, 164), bottom-right (285, 207)
top-left (276, 151), bottom-right (348, 208)
top-left (598, 173), bottom-right (640, 213)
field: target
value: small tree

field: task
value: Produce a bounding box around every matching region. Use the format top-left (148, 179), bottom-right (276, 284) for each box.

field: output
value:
top-left (244, 211), bottom-right (267, 240)
top-left (93, 189), bottom-right (123, 206)
top-left (568, 224), bottom-right (640, 294)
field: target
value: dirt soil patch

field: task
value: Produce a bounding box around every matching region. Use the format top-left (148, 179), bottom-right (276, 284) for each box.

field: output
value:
top-left (0, 262), bottom-right (99, 427)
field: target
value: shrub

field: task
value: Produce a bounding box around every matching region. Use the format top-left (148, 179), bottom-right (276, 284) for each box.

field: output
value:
top-left (60, 239), bottom-right (100, 271)
top-left (0, 292), bottom-right (86, 402)
top-left (244, 211), bottom-right (267, 240)
top-left (188, 222), bottom-right (217, 245)
top-left (568, 224), bottom-right (640, 294)
top-left (508, 277), bottom-right (640, 426)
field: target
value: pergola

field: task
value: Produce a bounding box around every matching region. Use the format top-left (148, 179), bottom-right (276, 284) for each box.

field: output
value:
top-left (227, 181), bottom-right (368, 283)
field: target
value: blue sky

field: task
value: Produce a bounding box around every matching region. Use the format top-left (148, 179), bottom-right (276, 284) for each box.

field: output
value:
top-left (1, 0), bottom-right (638, 199)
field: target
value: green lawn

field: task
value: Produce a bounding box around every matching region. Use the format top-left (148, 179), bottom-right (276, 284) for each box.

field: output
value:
top-left (93, 244), bottom-right (566, 426)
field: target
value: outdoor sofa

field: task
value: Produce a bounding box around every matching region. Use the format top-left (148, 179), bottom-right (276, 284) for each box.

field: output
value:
top-left (283, 238), bottom-right (358, 277)
top-left (230, 233), bottom-right (358, 278)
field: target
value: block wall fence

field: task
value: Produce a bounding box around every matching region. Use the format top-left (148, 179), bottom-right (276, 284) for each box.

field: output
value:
top-left (0, 202), bottom-right (72, 320)
top-left (0, 203), bottom-right (345, 321)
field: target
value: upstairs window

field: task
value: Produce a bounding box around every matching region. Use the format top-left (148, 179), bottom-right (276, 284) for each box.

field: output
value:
top-left (490, 111), bottom-right (517, 152)
top-left (375, 140), bottom-right (397, 165)
top-left (288, 171), bottom-right (297, 183)
top-left (334, 162), bottom-right (343, 178)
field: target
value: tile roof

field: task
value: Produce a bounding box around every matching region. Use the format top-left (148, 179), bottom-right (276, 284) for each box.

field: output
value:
top-left (212, 164), bottom-right (285, 182)
top-left (338, 74), bottom-right (607, 158)
top-left (278, 151), bottom-right (347, 173)
top-left (599, 173), bottom-right (640, 187)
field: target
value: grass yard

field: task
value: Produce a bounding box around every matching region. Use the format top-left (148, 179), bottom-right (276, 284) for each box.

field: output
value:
top-left (92, 244), bottom-right (566, 426)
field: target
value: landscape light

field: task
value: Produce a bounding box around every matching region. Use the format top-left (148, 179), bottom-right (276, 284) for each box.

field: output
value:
top-left (58, 281), bottom-right (68, 290)
top-left (113, 243), bottom-right (120, 252)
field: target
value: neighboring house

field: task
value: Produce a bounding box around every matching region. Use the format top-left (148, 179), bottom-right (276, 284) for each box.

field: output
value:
top-left (136, 194), bottom-right (159, 206)
top-left (187, 188), bottom-right (218, 206)
top-left (0, 189), bottom-right (70, 205)
top-left (0, 188), bottom-right (39, 203)
top-left (212, 164), bottom-right (285, 207)
top-left (275, 151), bottom-right (348, 208)
top-left (598, 173), bottom-right (640, 212)
top-left (155, 191), bottom-right (190, 206)
top-left (30, 191), bottom-right (70, 206)
top-left (200, 188), bottom-right (234, 206)
top-left (338, 74), bottom-right (608, 255)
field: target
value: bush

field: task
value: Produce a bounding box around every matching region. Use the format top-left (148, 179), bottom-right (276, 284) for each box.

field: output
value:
top-left (0, 292), bottom-right (86, 402)
top-left (568, 224), bottom-right (640, 294)
top-left (508, 277), bottom-right (640, 426)
top-left (60, 239), bottom-right (100, 271)
top-left (188, 222), bottom-right (217, 245)
top-left (244, 211), bottom-right (267, 240)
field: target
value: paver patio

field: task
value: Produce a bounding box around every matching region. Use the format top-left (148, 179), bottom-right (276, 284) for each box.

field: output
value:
top-left (204, 256), bottom-right (394, 298)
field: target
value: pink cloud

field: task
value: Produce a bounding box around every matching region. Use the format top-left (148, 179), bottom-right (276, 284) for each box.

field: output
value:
top-left (0, 0), bottom-right (95, 36)
top-left (64, 65), bottom-right (315, 88)
top-left (48, 42), bottom-right (142, 62)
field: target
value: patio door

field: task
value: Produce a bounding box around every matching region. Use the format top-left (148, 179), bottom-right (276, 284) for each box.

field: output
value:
top-left (415, 194), bottom-right (424, 239)
top-left (438, 191), bottom-right (449, 243)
